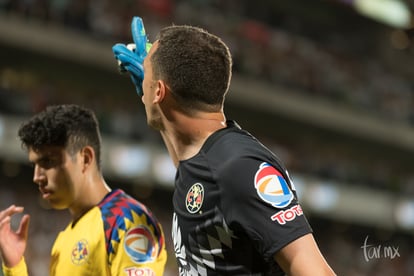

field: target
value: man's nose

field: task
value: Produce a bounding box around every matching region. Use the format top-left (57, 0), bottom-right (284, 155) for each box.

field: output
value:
top-left (33, 165), bottom-right (46, 184)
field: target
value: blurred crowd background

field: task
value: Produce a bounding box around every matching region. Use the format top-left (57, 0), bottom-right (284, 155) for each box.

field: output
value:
top-left (0, 0), bottom-right (414, 275)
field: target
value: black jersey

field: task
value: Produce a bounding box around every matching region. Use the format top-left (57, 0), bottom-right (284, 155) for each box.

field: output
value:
top-left (172, 120), bottom-right (312, 275)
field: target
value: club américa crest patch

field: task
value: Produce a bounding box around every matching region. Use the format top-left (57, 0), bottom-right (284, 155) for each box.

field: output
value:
top-left (185, 183), bottom-right (204, 213)
top-left (254, 162), bottom-right (293, 208)
top-left (71, 239), bottom-right (89, 265)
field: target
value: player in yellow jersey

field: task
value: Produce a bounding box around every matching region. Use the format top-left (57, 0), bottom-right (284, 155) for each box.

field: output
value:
top-left (0, 104), bottom-right (167, 275)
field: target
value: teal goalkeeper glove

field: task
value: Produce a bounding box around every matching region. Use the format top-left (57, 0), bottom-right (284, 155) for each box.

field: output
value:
top-left (112, 16), bottom-right (152, 96)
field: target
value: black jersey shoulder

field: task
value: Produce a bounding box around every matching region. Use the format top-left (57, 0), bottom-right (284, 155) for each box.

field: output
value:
top-left (200, 120), bottom-right (290, 183)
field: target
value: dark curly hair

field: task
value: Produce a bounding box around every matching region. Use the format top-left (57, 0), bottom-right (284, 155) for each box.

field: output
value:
top-left (18, 104), bottom-right (102, 169)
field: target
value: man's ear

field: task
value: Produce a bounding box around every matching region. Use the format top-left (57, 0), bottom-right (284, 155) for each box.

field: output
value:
top-left (153, 80), bottom-right (167, 104)
top-left (80, 146), bottom-right (94, 171)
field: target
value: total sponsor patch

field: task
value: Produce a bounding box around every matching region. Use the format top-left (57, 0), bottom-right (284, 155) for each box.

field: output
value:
top-left (124, 266), bottom-right (155, 276)
top-left (271, 204), bottom-right (304, 224)
top-left (254, 162), bottom-right (294, 208)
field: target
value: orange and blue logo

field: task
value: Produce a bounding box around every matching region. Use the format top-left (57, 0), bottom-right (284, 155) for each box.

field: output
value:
top-left (71, 239), bottom-right (89, 265)
top-left (254, 162), bottom-right (293, 208)
top-left (124, 226), bottom-right (158, 263)
top-left (185, 183), bottom-right (204, 214)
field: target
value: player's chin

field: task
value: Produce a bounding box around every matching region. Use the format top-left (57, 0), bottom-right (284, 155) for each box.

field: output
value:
top-left (41, 196), bottom-right (68, 210)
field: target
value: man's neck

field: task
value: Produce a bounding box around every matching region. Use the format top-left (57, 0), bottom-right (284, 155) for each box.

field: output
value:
top-left (161, 111), bottom-right (226, 165)
top-left (69, 177), bottom-right (111, 226)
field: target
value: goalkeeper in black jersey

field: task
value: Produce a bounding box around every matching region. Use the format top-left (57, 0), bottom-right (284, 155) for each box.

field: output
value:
top-left (113, 17), bottom-right (336, 275)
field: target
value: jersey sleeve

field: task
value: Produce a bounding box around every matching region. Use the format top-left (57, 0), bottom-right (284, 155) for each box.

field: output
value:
top-left (219, 157), bottom-right (312, 261)
top-left (2, 257), bottom-right (28, 276)
top-left (99, 190), bottom-right (167, 276)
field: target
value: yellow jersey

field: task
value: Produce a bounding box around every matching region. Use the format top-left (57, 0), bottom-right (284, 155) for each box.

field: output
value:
top-left (3, 189), bottom-right (167, 276)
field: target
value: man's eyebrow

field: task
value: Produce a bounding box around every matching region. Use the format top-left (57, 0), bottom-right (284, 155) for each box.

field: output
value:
top-left (30, 153), bottom-right (51, 163)
top-left (29, 156), bottom-right (42, 165)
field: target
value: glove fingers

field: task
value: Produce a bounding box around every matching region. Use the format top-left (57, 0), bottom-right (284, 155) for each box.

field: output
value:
top-left (113, 44), bottom-right (144, 64)
top-left (113, 44), bottom-right (145, 77)
top-left (113, 44), bottom-right (135, 57)
top-left (112, 43), bottom-right (129, 55)
top-left (122, 62), bottom-right (144, 80)
top-left (131, 17), bottom-right (148, 58)
top-left (112, 16), bottom-right (149, 97)
top-left (129, 74), bottom-right (144, 96)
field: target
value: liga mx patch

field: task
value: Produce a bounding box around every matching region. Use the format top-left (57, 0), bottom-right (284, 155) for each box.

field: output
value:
top-left (254, 162), bottom-right (293, 208)
top-left (124, 226), bottom-right (158, 263)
